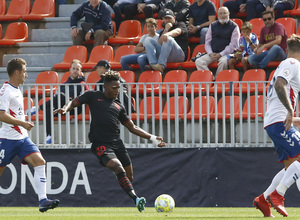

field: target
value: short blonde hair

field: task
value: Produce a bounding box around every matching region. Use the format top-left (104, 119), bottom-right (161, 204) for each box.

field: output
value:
top-left (241, 21), bottom-right (253, 31)
top-left (145, 18), bottom-right (157, 27)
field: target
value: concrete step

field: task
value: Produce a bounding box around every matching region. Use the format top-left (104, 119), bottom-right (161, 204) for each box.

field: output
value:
top-left (44, 17), bottom-right (72, 29)
top-left (31, 28), bottom-right (71, 42)
top-left (3, 54), bottom-right (65, 68)
top-left (59, 4), bottom-right (82, 17)
top-left (18, 42), bottom-right (73, 54)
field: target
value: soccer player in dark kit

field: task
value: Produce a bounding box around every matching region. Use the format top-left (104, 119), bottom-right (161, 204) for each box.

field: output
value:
top-left (54, 70), bottom-right (166, 212)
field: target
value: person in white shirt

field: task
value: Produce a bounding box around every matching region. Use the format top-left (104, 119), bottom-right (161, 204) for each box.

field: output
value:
top-left (120, 18), bottom-right (159, 72)
top-left (253, 34), bottom-right (300, 217)
top-left (0, 58), bottom-right (59, 212)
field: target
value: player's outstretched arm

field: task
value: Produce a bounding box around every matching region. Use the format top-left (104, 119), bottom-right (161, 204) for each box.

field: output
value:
top-left (53, 99), bottom-right (80, 115)
top-left (123, 120), bottom-right (166, 147)
top-left (0, 110), bottom-right (34, 131)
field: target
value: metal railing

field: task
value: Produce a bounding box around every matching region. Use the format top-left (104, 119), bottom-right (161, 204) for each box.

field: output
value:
top-left (19, 81), bottom-right (289, 148)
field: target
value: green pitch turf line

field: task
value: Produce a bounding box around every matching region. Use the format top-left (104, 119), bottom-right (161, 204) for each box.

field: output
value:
top-left (0, 207), bottom-right (300, 220)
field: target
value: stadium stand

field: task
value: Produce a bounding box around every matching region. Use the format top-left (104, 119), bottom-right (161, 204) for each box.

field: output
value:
top-left (276, 17), bottom-right (296, 37)
top-left (181, 96), bottom-right (215, 120)
top-left (234, 69), bottom-right (266, 94)
top-left (132, 70), bottom-right (162, 95)
top-left (131, 96), bottom-right (160, 120)
top-left (22, 0), bottom-right (55, 20)
top-left (86, 71), bottom-right (99, 90)
top-left (82, 45), bottom-right (114, 69)
top-left (242, 95), bottom-right (266, 119)
top-left (211, 95), bottom-right (240, 120)
top-left (154, 70), bottom-right (188, 94)
top-left (119, 70), bottom-right (136, 91)
top-left (24, 71), bottom-right (59, 96)
top-left (249, 18), bottom-right (264, 39)
top-left (0, 22), bottom-right (28, 45)
top-left (0, 0), bottom-right (30, 21)
top-left (179, 70), bottom-right (214, 94)
top-left (155, 96), bottom-right (189, 120)
top-left (0, 0), bottom-right (5, 16)
top-left (110, 45), bottom-right (136, 69)
top-left (54, 46), bottom-right (87, 69)
top-left (209, 69), bottom-right (239, 94)
top-left (108, 20), bottom-right (142, 45)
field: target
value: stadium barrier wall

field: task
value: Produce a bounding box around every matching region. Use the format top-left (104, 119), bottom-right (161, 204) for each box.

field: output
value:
top-left (0, 148), bottom-right (299, 207)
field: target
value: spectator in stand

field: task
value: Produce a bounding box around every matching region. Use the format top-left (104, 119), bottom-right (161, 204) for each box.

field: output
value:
top-left (120, 18), bottom-right (159, 72)
top-left (71, 0), bottom-right (113, 47)
top-left (94, 60), bottom-right (135, 114)
top-left (223, 0), bottom-right (246, 18)
top-left (113, 0), bottom-right (137, 31)
top-left (158, 0), bottom-right (190, 24)
top-left (246, 0), bottom-right (295, 20)
top-left (26, 60), bottom-right (89, 144)
top-left (125, 0), bottom-right (166, 20)
top-left (195, 6), bottom-right (240, 78)
top-left (143, 9), bottom-right (188, 73)
top-left (228, 21), bottom-right (258, 72)
top-left (188, 0), bottom-right (216, 45)
top-left (248, 10), bottom-right (287, 69)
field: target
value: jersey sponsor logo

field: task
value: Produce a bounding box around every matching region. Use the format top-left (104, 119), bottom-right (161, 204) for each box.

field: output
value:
top-left (98, 99), bottom-right (103, 101)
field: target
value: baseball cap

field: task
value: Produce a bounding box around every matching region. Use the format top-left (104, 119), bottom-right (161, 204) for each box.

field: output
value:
top-left (93, 60), bottom-right (111, 69)
top-left (163, 10), bottom-right (175, 18)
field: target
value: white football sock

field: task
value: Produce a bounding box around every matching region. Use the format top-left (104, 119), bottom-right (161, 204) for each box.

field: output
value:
top-left (34, 165), bottom-right (47, 201)
top-left (263, 168), bottom-right (285, 199)
top-left (277, 160), bottom-right (300, 196)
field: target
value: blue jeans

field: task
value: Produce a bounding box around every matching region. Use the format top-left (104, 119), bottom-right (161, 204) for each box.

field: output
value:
top-left (248, 45), bottom-right (287, 69)
top-left (200, 27), bottom-right (208, 45)
top-left (120, 53), bottom-right (148, 72)
top-left (143, 37), bottom-right (185, 68)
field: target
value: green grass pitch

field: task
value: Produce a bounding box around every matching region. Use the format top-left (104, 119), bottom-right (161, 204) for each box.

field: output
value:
top-left (1, 207), bottom-right (300, 220)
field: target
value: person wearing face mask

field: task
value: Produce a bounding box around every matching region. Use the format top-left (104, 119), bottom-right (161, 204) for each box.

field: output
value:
top-left (247, 10), bottom-right (287, 69)
top-left (195, 6), bottom-right (240, 79)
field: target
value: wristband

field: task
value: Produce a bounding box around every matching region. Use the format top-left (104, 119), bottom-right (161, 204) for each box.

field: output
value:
top-left (150, 135), bottom-right (160, 145)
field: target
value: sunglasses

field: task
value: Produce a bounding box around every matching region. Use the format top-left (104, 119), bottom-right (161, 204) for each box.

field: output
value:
top-left (263, 17), bottom-right (272, 21)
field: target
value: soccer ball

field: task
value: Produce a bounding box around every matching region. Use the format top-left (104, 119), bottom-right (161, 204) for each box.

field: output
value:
top-left (154, 194), bottom-right (175, 212)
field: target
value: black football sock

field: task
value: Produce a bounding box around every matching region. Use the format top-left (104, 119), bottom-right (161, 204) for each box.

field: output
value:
top-left (117, 172), bottom-right (137, 203)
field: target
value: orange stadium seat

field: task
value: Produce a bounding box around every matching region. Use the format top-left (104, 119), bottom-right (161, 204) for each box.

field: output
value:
top-left (119, 70), bottom-right (136, 92)
top-left (155, 96), bottom-right (189, 120)
top-left (0, 22), bottom-right (28, 45)
top-left (131, 96), bottom-right (160, 120)
top-left (133, 70), bottom-right (162, 95)
top-left (54, 46), bottom-right (87, 69)
top-left (249, 18), bottom-right (264, 39)
top-left (211, 96), bottom-right (240, 120)
top-left (0, 0), bottom-right (6, 16)
top-left (181, 96), bottom-right (215, 120)
top-left (284, 0), bottom-right (298, 16)
top-left (231, 18), bottom-right (243, 30)
top-left (110, 45), bottom-right (136, 69)
top-left (25, 71), bottom-right (59, 96)
top-left (154, 70), bottom-right (187, 94)
top-left (82, 45), bottom-right (113, 69)
top-left (234, 69), bottom-right (266, 94)
top-left (209, 69), bottom-right (239, 94)
top-left (86, 71), bottom-right (100, 90)
top-left (60, 71), bottom-right (71, 83)
top-left (179, 70), bottom-right (213, 94)
top-left (0, 0), bottom-right (30, 21)
top-left (276, 17), bottom-right (296, 37)
top-left (242, 95), bottom-right (266, 119)
top-left (258, 69), bottom-right (275, 93)
top-left (22, 0), bottom-right (55, 20)
top-left (0, 24), bottom-right (2, 39)
top-left (108, 20), bottom-right (142, 44)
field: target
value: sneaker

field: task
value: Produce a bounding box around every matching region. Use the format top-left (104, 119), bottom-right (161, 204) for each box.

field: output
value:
top-left (26, 106), bottom-right (37, 116)
top-left (136, 197), bottom-right (146, 212)
top-left (46, 135), bottom-right (52, 144)
top-left (39, 198), bottom-right (60, 212)
top-left (253, 194), bottom-right (274, 217)
top-left (267, 190), bottom-right (288, 217)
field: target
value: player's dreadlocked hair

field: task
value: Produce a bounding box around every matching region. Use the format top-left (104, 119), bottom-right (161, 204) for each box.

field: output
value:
top-left (102, 70), bottom-right (121, 84)
top-left (287, 34), bottom-right (300, 53)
